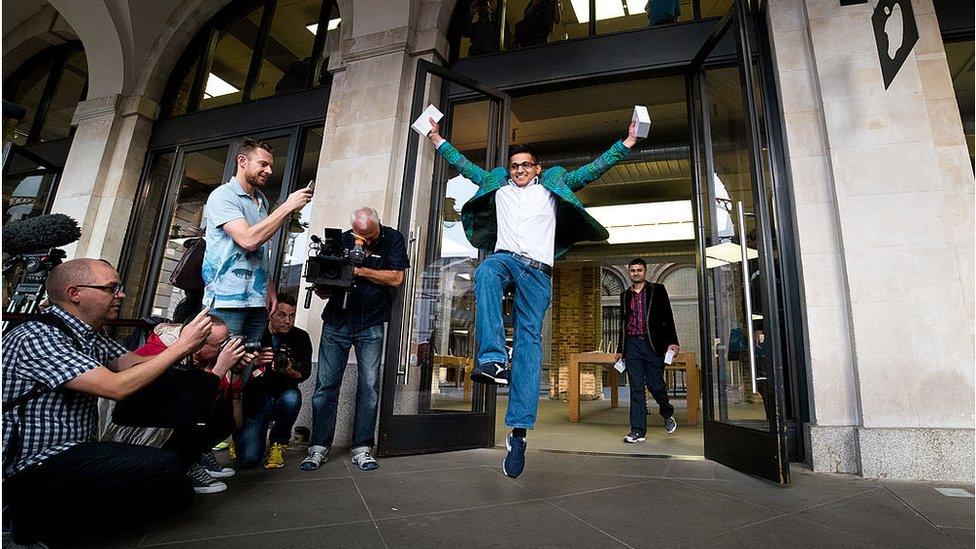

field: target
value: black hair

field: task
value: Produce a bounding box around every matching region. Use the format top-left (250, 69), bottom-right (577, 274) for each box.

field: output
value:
top-left (628, 257), bottom-right (647, 269)
top-left (508, 143), bottom-right (539, 164)
top-left (276, 294), bottom-right (298, 308)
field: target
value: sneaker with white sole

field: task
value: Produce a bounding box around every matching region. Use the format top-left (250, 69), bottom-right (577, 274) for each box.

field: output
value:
top-left (470, 362), bottom-right (510, 386)
top-left (351, 451), bottom-right (379, 471)
top-left (664, 416), bottom-right (677, 434)
top-left (623, 431), bottom-right (646, 443)
top-left (199, 450), bottom-right (235, 478)
top-left (187, 464), bottom-right (227, 494)
top-left (300, 445), bottom-right (327, 471)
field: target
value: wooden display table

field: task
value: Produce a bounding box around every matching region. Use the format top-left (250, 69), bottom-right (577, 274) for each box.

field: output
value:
top-left (432, 355), bottom-right (474, 401)
top-left (568, 351), bottom-right (700, 426)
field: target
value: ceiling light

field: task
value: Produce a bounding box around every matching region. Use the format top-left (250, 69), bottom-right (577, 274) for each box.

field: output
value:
top-left (306, 18), bottom-right (341, 34)
top-left (203, 74), bottom-right (238, 98)
top-left (704, 242), bottom-right (758, 268)
top-left (586, 201), bottom-right (695, 244)
top-left (566, 0), bottom-right (652, 22)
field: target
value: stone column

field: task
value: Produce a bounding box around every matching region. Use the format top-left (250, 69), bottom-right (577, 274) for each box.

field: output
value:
top-left (768, 0), bottom-right (974, 481)
top-left (292, 0), bottom-right (453, 449)
top-left (48, 94), bottom-right (157, 264)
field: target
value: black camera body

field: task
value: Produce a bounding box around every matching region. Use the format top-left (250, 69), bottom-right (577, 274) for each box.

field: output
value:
top-left (272, 343), bottom-right (291, 372)
top-left (304, 228), bottom-right (364, 291)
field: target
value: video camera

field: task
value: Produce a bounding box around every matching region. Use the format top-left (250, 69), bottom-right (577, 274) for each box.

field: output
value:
top-left (303, 228), bottom-right (366, 309)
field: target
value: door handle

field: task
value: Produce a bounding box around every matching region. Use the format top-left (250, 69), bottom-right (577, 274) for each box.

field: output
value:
top-left (737, 201), bottom-right (758, 395)
top-left (397, 225), bottom-right (422, 385)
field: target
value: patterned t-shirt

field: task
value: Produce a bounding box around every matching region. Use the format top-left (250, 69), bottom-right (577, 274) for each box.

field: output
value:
top-left (203, 177), bottom-right (272, 309)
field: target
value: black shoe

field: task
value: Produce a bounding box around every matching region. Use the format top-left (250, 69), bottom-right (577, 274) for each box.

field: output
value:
top-left (470, 362), bottom-right (510, 386)
top-left (623, 431), bottom-right (646, 443)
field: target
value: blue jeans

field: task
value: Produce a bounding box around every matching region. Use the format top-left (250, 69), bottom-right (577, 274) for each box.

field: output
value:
top-left (624, 336), bottom-right (674, 436)
top-left (310, 323), bottom-right (384, 450)
top-left (209, 307), bottom-right (267, 346)
top-left (234, 387), bottom-right (302, 469)
top-left (475, 253), bottom-right (552, 429)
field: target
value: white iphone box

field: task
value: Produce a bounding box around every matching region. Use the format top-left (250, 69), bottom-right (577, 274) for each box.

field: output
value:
top-left (613, 358), bottom-right (626, 373)
top-left (632, 105), bottom-right (651, 138)
top-left (411, 104), bottom-right (444, 136)
top-left (664, 349), bottom-right (676, 365)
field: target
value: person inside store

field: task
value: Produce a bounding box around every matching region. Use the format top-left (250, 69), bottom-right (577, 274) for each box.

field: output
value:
top-left (235, 293), bottom-right (312, 470)
top-left (647, 0), bottom-right (680, 27)
top-left (512, 0), bottom-right (561, 48)
top-left (202, 137), bottom-right (313, 347)
top-left (425, 115), bottom-right (642, 478)
top-left (302, 207), bottom-right (409, 472)
top-left (614, 257), bottom-right (680, 443)
top-left (1, 258), bottom-right (212, 545)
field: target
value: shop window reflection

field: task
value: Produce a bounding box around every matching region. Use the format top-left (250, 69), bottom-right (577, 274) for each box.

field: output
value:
top-left (278, 126), bottom-right (324, 299)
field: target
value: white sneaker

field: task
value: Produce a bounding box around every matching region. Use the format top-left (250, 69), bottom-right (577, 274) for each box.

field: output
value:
top-left (351, 450), bottom-right (379, 471)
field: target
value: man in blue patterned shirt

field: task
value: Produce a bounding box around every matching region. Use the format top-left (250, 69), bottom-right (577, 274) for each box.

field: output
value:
top-left (2, 258), bottom-right (212, 545)
top-left (203, 138), bottom-right (313, 345)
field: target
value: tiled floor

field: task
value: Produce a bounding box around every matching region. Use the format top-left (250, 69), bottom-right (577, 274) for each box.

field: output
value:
top-left (41, 446), bottom-right (975, 548)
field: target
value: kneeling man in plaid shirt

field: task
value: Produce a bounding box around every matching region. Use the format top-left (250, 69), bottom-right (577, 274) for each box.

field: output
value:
top-left (2, 258), bottom-right (213, 545)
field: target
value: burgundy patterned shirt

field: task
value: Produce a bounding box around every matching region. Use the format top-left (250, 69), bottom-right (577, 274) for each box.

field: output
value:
top-left (627, 287), bottom-right (646, 336)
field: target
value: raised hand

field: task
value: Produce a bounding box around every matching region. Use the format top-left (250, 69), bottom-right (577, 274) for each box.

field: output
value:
top-left (176, 308), bottom-right (213, 355)
top-left (427, 118), bottom-right (444, 146)
top-left (283, 186), bottom-right (313, 213)
top-left (624, 118), bottom-right (640, 148)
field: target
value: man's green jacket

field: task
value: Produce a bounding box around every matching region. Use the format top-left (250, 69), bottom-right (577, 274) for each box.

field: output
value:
top-left (436, 140), bottom-right (632, 260)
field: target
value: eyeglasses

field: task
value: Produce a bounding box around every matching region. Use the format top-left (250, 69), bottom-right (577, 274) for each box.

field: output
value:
top-left (508, 161), bottom-right (538, 171)
top-left (75, 284), bottom-right (124, 295)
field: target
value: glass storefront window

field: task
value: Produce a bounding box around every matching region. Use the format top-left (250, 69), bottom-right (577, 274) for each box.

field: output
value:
top-left (278, 126), bottom-right (324, 299)
top-left (456, 0), bottom-right (732, 59)
top-left (198, 2), bottom-right (265, 111)
top-left (2, 44), bottom-right (88, 146)
top-left (162, 0), bottom-right (339, 118)
top-left (944, 39), bottom-right (974, 165)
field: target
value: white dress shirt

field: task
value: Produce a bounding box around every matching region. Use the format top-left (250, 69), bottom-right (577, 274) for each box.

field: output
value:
top-left (494, 177), bottom-right (557, 266)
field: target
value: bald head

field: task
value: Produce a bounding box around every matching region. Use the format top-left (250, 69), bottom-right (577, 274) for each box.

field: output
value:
top-left (46, 258), bottom-right (115, 305)
top-left (350, 207), bottom-right (380, 241)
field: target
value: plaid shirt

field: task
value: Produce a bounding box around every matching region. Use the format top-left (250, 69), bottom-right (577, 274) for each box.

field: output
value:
top-left (2, 305), bottom-right (126, 478)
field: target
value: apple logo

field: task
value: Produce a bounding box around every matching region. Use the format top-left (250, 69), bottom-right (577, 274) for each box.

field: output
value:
top-left (872, 0), bottom-right (919, 89)
top-left (882, 4), bottom-right (904, 60)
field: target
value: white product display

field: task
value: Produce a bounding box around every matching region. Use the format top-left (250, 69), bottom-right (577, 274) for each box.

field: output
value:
top-left (613, 358), bottom-right (626, 373)
top-left (411, 104), bottom-right (444, 136)
top-left (664, 349), bottom-right (676, 365)
top-left (632, 105), bottom-right (651, 138)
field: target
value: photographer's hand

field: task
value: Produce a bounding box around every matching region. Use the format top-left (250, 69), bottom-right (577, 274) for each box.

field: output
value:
top-left (174, 308), bottom-right (213, 356)
top-left (352, 267), bottom-right (405, 288)
top-left (258, 347), bottom-right (275, 368)
top-left (213, 337), bottom-right (245, 378)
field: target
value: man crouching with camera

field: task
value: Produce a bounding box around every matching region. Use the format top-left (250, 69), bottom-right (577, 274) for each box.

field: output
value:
top-left (234, 294), bottom-right (312, 469)
top-left (301, 207), bottom-right (409, 472)
top-left (2, 258), bottom-right (212, 546)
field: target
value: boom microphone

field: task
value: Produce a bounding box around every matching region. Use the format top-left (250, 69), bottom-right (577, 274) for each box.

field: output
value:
top-left (2, 213), bottom-right (82, 256)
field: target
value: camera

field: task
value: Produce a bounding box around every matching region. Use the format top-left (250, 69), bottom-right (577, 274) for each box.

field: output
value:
top-left (272, 343), bottom-right (291, 372)
top-left (303, 227), bottom-right (366, 309)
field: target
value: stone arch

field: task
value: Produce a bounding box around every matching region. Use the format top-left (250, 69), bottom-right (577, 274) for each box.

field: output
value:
top-left (2, 4), bottom-right (80, 82)
top-left (46, 0), bottom-right (126, 98)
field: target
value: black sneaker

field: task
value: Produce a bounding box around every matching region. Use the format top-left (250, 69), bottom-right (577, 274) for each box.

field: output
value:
top-left (503, 433), bottom-right (526, 478)
top-left (623, 432), bottom-right (646, 443)
top-left (187, 464), bottom-right (227, 494)
top-left (470, 362), bottom-right (510, 386)
top-left (664, 416), bottom-right (677, 434)
top-left (199, 450), bottom-right (235, 478)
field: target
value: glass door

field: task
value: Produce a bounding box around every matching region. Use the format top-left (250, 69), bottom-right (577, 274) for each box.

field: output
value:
top-left (377, 59), bottom-right (510, 456)
top-left (688, 1), bottom-right (790, 483)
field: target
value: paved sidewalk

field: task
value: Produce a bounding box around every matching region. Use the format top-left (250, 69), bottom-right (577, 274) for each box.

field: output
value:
top-left (64, 447), bottom-right (976, 548)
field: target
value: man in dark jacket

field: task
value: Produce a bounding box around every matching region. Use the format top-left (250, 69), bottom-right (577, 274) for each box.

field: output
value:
top-left (615, 257), bottom-right (680, 442)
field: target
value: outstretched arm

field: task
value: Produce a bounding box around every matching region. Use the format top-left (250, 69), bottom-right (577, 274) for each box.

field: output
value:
top-left (566, 119), bottom-right (641, 192)
top-left (427, 119), bottom-right (492, 186)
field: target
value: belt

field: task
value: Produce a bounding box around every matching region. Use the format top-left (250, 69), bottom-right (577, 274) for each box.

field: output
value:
top-left (626, 334), bottom-right (647, 339)
top-left (495, 250), bottom-right (552, 276)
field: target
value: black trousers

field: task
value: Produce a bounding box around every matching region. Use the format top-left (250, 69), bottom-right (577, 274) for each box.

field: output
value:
top-left (6, 441), bottom-right (193, 544)
top-left (163, 398), bottom-right (235, 469)
top-left (624, 336), bottom-right (674, 436)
